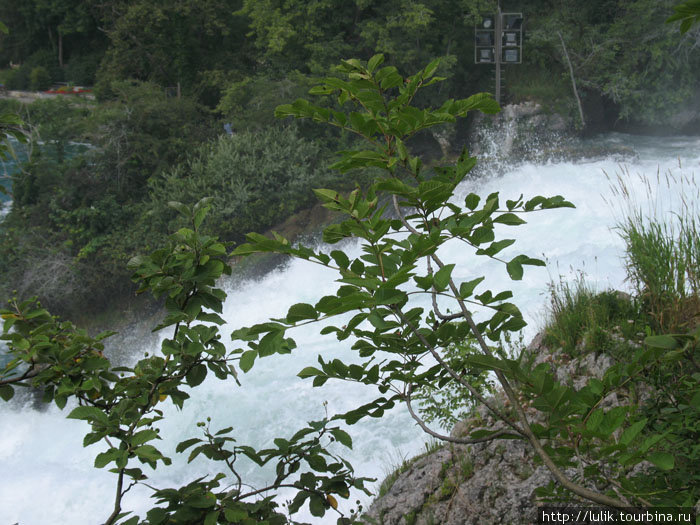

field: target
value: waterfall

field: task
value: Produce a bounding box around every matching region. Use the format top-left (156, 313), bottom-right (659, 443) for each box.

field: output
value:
top-left (1, 133), bottom-right (699, 524)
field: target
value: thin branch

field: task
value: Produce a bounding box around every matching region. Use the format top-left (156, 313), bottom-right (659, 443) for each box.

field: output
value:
top-left (557, 31), bottom-right (586, 129)
top-left (405, 384), bottom-right (517, 444)
top-left (396, 306), bottom-right (524, 436)
top-left (103, 468), bottom-right (125, 525)
top-left (0, 366), bottom-right (41, 386)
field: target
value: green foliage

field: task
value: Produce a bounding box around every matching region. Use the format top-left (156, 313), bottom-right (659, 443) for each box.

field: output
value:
top-left (23, 96), bottom-right (91, 162)
top-left (641, 326), bottom-right (700, 503)
top-left (2, 0), bottom-right (699, 130)
top-left (3, 65), bottom-right (30, 90)
top-left (91, 80), bottom-right (212, 195)
top-left (147, 125), bottom-right (334, 242)
top-left (668, 0), bottom-right (700, 32)
top-left (1, 199), bottom-right (367, 524)
top-left (29, 65), bottom-right (51, 91)
top-left (94, 0), bottom-right (249, 98)
top-left (415, 337), bottom-right (497, 430)
top-left (64, 50), bottom-right (102, 85)
top-left (216, 73), bottom-right (315, 130)
top-left (543, 276), bottom-right (643, 354)
top-left (520, 0), bottom-right (700, 127)
top-left (0, 109), bottom-right (26, 163)
top-left (527, 168), bottom-right (700, 508)
top-left (0, 84), bottom-right (214, 316)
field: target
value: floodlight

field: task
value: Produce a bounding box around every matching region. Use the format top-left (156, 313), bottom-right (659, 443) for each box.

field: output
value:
top-left (476, 31), bottom-right (494, 46)
top-left (504, 49), bottom-right (519, 63)
top-left (479, 49), bottom-right (494, 62)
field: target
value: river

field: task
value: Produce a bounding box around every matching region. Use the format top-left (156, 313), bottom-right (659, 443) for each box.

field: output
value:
top-left (0, 132), bottom-right (698, 524)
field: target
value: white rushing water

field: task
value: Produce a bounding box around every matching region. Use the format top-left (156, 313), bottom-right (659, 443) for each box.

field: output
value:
top-left (1, 133), bottom-right (699, 524)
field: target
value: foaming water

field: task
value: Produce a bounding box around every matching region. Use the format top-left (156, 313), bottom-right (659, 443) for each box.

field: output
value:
top-left (1, 134), bottom-right (698, 524)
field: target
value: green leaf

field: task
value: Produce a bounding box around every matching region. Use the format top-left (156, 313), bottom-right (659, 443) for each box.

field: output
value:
top-left (309, 495), bottom-right (326, 517)
top-left (330, 250), bottom-right (350, 269)
top-left (286, 303), bottom-right (318, 323)
top-left (493, 213), bottom-right (526, 226)
top-left (307, 454), bottom-right (327, 471)
top-left (586, 409), bottom-right (604, 432)
top-left (134, 444), bottom-right (163, 462)
top-left (146, 508), bottom-right (168, 523)
top-left (506, 259), bottom-right (523, 281)
top-left (464, 354), bottom-right (511, 373)
top-left (188, 493), bottom-right (217, 508)
top-left (95, 450), bottom-right (116, 468)
top-left (600, 406), bottom-right (627, 436)
top-left (239, 350), bottom-right (256, 373)
top-left (224, 507), bottom-right (248, 521)
top-left (0, 384), bottom-right (14, 402)
top-left (620, 419), bottom-right (647, 446)
top-left (647, 451), bottom-right (674, 471)
top-left (433, 264), bottom-right (455, 291)
top-left (588, 378), bottom-right (604, 395)
top-left (313, 188), bottom-right (343, 206)
top-left (413, 275), bottom-right (434, 290)
top-left (176, 438), bottom-right (201, 453)
top-left (331, 428), bottom-right (353, 449)
top-left (459, 276), bottom-right (485, 298)
top-left (186, 364), bottom-right (208, 387)
top-left (67, 405), bottom-right (108, 424)
top-left (476, 239), bottom-right (515, 257)
top-left (131, 429), bottom-right (159, 447)
top-left (298, 366), bottom-right (322, 379)
top-left (367, 54), bottom-right (385, 73)
top-left (167, 201), bottom-right (191, 217)
top-left (204, 510), bottom-right (220, 525)
top-left (644, 334), bottom-right (679, 350)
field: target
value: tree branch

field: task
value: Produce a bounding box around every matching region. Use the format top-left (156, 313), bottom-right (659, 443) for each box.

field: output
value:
top-left (557, 31), bottom-right (586, 129)
top-left (405, 384), bottom-right (517, 444)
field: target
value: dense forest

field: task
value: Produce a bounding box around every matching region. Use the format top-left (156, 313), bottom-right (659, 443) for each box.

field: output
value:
top-left (0, 0), bottom-right (699, 319)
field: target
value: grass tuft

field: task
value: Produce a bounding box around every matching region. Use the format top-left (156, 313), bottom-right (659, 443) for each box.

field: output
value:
top-left (608, 167), bottom-right (700, 332)
top-left (543, 273), bottom-right (642, 354)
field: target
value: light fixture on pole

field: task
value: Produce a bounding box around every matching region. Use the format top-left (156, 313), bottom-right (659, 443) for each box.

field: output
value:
top-left (475, 9), bottom-right (523, 102)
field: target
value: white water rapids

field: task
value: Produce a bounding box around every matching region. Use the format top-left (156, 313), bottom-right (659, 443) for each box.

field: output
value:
top-left (1, 133), bottom-right (698, 524)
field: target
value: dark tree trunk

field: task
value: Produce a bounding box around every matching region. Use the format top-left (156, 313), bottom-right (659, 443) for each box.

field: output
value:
top-left (58, 32), bottom-right (63, 68)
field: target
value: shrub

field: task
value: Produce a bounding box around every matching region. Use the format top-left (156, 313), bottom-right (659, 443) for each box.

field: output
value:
top-left (147, 124), bottom-right (334, 241)
top-left (4, 65), bottom-right (30, 90)
top-left (64, 51), bottom-right (102, 86)
top-left (25, 49), bottom-right (62, 84)
top-left (29, 66), bottom-right (51, 91)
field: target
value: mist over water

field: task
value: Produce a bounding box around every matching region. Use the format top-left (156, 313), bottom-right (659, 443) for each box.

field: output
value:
top-left (1, 133), bottom-right (698, 524)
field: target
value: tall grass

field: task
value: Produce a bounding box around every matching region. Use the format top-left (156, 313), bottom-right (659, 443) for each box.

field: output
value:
top-left (543, 273), bottom-right (641, 353)
top-left (607, 167), bottom-right (700, 332)
top-left (545, 166), bottom-right (699, 351)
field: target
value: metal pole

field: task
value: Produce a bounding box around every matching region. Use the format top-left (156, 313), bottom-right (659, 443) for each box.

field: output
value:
top-left (495, 3), bottom-right (502, 104)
